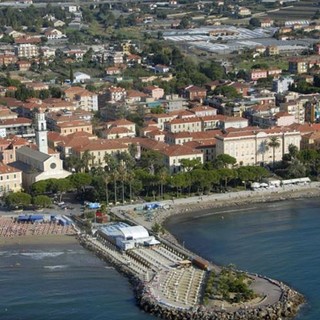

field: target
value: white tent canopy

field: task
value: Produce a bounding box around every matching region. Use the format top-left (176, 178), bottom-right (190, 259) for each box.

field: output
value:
top-left (119, 225), bottom-right (149, 240)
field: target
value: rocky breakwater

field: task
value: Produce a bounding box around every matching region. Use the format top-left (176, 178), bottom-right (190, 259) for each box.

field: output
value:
top-left (135, 274), bottom-right (304, 320)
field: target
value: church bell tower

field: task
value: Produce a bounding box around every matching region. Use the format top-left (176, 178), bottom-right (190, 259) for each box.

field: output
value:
top-left (35, 111), bottom-right (48, 154)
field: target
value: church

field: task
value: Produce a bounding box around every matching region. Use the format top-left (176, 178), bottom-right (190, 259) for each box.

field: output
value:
top-left (10, 111), bottom-right (71, 190)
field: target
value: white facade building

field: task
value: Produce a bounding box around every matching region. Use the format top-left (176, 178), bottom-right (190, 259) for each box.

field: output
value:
top-left (272, 77), bottom-right (294, 94)
top-left (73, 72), bottom-right (91, 83)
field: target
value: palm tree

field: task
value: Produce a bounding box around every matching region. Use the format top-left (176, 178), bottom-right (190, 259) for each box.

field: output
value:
top-left (117, 161), bottom-right (127, 204)
top-left (103, 172), bottom-right (110, 205)
top-left (110, 169), bottom-right (119, 205)
top-left (268, 137), bottom-right (280, 169)
top-left (81, 150), bottom-right (95, 172)
top-left (126, 171), bottom-right (135, 203)
top-left (158, 168), bottom-right (168, 199)
top-left (103, 153), bottom-right (121, 204)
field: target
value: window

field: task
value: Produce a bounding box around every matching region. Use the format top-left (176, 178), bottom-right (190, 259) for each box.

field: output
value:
top-left (50, 162), bottom-right (57, 169)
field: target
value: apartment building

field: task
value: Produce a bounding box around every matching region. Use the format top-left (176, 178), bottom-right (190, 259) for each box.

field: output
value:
top-left (106, 86), bottom-right (127, 102)
top-left (288, 56), bottom-right (320, 74)
top-left (0, 118), bottom-right (34, 139)
top-left (143, 86), bottom-right (164, 100)
top-left (15, 44), bottom-right (39, 58)
top-left (64, 86), bottom-right (98, 112)
top-left (164, 117), bottom-right (202, 133)
top-left (279, 101), bottom-right (305, 124)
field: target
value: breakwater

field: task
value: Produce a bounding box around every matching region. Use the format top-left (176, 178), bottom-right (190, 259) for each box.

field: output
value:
top-left (77, 232), bottom-right (305, 320)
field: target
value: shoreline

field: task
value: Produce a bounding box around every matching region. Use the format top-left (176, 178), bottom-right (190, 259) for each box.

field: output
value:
top-left (112, 182), bottom-right (320, 251)
top-left (154, 183), bottom-right (320, 227)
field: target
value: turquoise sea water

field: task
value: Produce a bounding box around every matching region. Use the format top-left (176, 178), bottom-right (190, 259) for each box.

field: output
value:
top-left (1, 198), bottom-right (320, 319)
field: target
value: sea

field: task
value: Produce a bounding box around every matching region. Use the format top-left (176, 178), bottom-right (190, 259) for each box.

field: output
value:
top-left (1, 198), bottom-right (320, 320)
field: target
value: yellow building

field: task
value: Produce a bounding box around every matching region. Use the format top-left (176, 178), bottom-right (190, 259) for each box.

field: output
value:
top-left (0, 163), bottom-right (22, 195)
top-left (215, 127), bottom-right (301, 166)
top-left (72, 139), bottom-right (128, 169)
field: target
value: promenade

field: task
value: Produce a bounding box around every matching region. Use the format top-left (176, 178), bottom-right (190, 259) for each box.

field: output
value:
top-left (111, 181), bottom-right (320, 230)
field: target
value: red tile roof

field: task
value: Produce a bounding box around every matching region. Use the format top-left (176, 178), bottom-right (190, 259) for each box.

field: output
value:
top-left (73, 139), bottom-right (128, 152)
top-left (0, 163), bottom-right (21, 174)
top-left (161, 144), bottom-right (202, 157)
top-left (0, 117), bottom-right (31, 125)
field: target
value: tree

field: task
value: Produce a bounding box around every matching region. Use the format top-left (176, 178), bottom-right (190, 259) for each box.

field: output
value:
top-left (157, 168), bottom-right (168, 199)
top-left (152, 222), bottom-right (164, 235)
top-left (237, 167), bottom-right (256, 186)
top-left (288, 144), bottom-right (299, 160)
top-left (139, 150), bottom-right (165, 175)
top-left (64, 155), bottom-right (82, 172)
top-left (171, 173), bottom-right (188, 197)
top-left (69, 66), bottom-right (74, 83)
top-left (5, 192), bottom-right (32, 209)
top-left (180, 158), bottom-right (202, 172)
top-left (33, 195), bottom-right (52, 208)
top-left (199, 60), bottom-right (225, 81)
top-left (249, 17), bottom-right (260, 27)
top-left (81, 150), bottom-right (95, 172)
top-left (110, 169), bottom-right (119, 204)
top-left (285, 159), bottom-right (306, 178)
top-left (69, 173), bottom-right (92, 192)
top-left (268, 137), bottom-right (281, 168)
top-left (297, 149), bottom-right (319, 175)
top-left (117, 161), bottom-right (127, 204)
top-left (237, 166), bottom-right (269, 187)
top-left (190, 169), bottom-right (212, 194)
top-left (179, 16), bottom-right (191, 29)
top-left (47, 179), bottom-right (72, 202)
top-left (213, 86), bottom-right (241, 99)
top-left (214, 154), bottom-right (237, 168)
top-left (31, 180), bottom-right (48, 195)
top-left (218, 168), bottom-right (237, 188)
